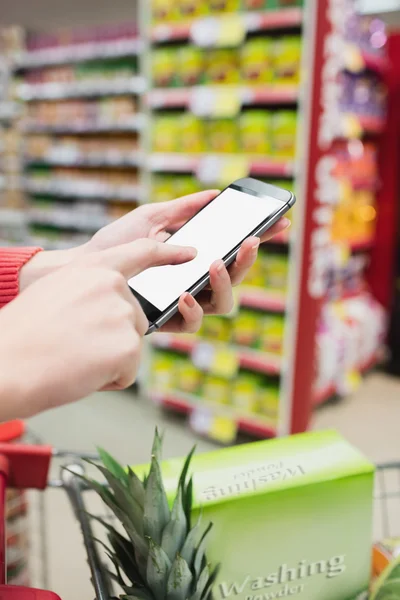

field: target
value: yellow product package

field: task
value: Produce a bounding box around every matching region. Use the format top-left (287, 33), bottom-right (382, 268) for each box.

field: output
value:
top-left (260, 313), bottom-right (285, 355)
top-left (178, 0), bottom-right (208, 19)
top-left (152, 0), bottom-right (178, 23)
top-left (175, 357), bottom-right (203, 395)
top-left (151, 351), bottom-right (178, 392)
top-left (241, 37), bottom-right (274, 84)
top-left (231, 372), bottom-right (262, 413)
top-left (152, 174), bottom-right (177, 203)
top-left (209, 0), bottom-right (241, 12)
top-left (201, 316), bottom-right (233, 343)
top-left (179, 46), bottom-right (206, 87)
top-left (152, 114), bottom-right (181, 152)
top-left (180, 113), bottom-right (206, 153)
top-left (239, 110), bottom-right (272, 154)
top-left (206, 119), bottom-right (239, 153)
top-left (257, 377), bottom-right (280, 421)
top-left (262, 253), bottom-right (289, 292)
top-left (202, 374), bottom-right (231, 405)
top-left (243, 256), bottom-right (266, 287)
top-left (271, 110), bottom-right (298, 159)
top-left (273, 36), bottom-right (302, 84)
top-left (175, 174), bottom-right (203, 198)
top-left (152, 48), bottom-right (179, 88)
top-left (232, 309), bottom-right (260, 348)
top-left (206, 49), bottom-right (241, 84)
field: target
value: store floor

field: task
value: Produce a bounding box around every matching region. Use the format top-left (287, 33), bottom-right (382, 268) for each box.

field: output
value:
top-left (26, 371), bottom-right (400, 600)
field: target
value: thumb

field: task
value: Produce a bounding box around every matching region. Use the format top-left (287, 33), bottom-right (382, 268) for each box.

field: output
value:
top-left (90, 239), bottom-right (197, 279)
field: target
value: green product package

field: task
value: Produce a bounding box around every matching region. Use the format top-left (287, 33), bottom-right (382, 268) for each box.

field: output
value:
top-left (134, 430), bottom-right (374, 600)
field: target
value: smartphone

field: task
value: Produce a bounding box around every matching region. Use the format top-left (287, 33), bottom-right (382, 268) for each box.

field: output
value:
top-left (128, 177), bottom-right (295, 334)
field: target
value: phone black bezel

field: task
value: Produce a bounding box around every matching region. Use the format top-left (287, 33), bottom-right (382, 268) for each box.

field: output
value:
top-left (128, 178), bottom-right (295, 329)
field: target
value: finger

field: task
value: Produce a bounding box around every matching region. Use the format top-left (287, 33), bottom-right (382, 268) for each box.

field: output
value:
top-left (228, 237), bottom-right (260, 286)
top-left (199, 260), bottom-right (234, 314)
top-left (259, 217), bottom-right (291, 242)
top-left (91, 239), bottom-right (197, 279)
top-left (159, 293), bottom-right (203, 333)
top-left (151, 189), bottom-right (220, 230)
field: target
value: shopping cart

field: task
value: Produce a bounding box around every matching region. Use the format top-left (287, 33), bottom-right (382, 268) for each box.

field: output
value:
top-left (0, 441), bottom-right (399, 600)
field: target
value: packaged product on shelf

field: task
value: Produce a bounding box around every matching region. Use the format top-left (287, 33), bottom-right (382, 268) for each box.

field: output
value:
top-left (152, 175), bottom-right (177, 203)
top-left (257, 377), bottom-right (280, 420)
top-left (241, 37), bottom-right (274, 84)
top-left (175, 174), bottom-right (204, 198)
top-left (150, 351), bottom-right (178, 392)
top-left (174, 356), bottom-right (203, 394)
top-left (273, 36), bottom-right (302, 84)
top-left (261, 252), bottom-right (289, 292)
top-left (209, 0), bottom-right (241, 12)
top-left (152, 48), bottom-right (179, 88)
top-left (230, 371), bottom-right (262, 413)
top-left (271, 111), bottom-right (298, 159)
top-left (178, 0), bottom-right (207, 20)
top-left (259, 313), bottom-right (285, 355)
top-left (201, 316), bottom-right (232, 343)
top-left (152, 114), bottom-right (181, 152)
top-left (239, 110), bottom-right (272, 154)
top-left (152, 0), bottom-right (178, 23)
top-left (206, 49), bottom-right (241, 84)
top-left (372, 538), bottom-right (400, 582)
top-left (243, 256), bottom-right (266, 287)
top-left (180, 113), bottom-right (206, 153)
top-left (232, 309), bottom-right (260, 347)
top-left (242, 0), bottom-right (302, 7)
top-left (135, 431), bottom-right (374, 600)
top-left (201, 374), bottom-right (231, 405)
top-left (206, 119), bottom-right (238, 153)
top-left (179, 46), bottom-right (206, 87)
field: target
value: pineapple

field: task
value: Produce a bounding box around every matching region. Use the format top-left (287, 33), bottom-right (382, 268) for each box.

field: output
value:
top-left (80, 430), bottom-right (219, 600)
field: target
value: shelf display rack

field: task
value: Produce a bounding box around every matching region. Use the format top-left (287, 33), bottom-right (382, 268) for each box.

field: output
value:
top-left (5, 20), bottom-right (149, 251)
top-left (143, 0), bottom-right (390, 443)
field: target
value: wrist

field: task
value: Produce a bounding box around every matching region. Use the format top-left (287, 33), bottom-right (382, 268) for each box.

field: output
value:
top-left (19, 243), bottom-right (90, 291)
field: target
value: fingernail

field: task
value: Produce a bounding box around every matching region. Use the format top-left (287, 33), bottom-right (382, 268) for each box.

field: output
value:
top-left (252, 239), bottom-right (260, 251)
top-left (185, 246), bottom-right (197, 258)
top-left (185, 294), bottom-right (195, 308)
top-left (281, 218), bottom-right (291, 229)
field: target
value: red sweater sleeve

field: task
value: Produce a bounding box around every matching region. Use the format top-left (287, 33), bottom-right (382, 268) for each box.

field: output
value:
top-left (0, 247), bottom-right (43, 308)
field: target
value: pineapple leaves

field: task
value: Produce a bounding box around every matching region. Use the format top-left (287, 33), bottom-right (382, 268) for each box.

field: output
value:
top-left (146, 539), bottom-right (171, 600)
top-left (194, 523), bottom-right (213, 578)
top-left (121, 593), bottom-right (154, 600)
top-left (167, 554), bottom-right (193, 600)
top-left (202, 564), bottom-right (220, 600)
top-left (184, 478), bottom-right (193, 529)
top-left (97, 447), bottom-right (129, 486)
top-left (144, 456), bottom-right (170, 544)
top-left (180, 514), bottom-right (202, 566)
top-left (152, 428), bottom-right (164, 463)
top-left (189, 564), bottom-right (209, 600)
top-left (128, 467), bottom-right (145, 509)
top-left (178, 447), bottom-right (195, 495)
top-left (161, 487), bottom-right (187, 562)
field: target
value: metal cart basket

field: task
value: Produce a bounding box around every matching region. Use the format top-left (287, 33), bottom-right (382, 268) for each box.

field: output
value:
top-left (0, 441), bottom-right (398, 600)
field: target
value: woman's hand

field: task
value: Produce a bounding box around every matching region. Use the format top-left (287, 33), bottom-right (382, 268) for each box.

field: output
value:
top-left (0, 240), bottom-right (196, 421)
top-left (20, 190), bottom-right (290, 333)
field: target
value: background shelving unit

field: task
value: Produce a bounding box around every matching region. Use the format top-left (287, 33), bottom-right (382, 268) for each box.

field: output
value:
top-left (10, 20), bottom-right (148, 251)
top-left (144, 0), bottom-right (389, 443)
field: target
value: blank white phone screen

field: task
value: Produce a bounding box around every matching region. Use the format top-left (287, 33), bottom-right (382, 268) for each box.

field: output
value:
top-left (128, 187), bottom-right (284, 312)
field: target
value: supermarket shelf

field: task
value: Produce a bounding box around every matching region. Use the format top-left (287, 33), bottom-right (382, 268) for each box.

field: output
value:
top-left (149, 153), bottom-right (295, 178)
top-left (148, 84), bottom-right (298, 109)
top-left (24, 179), bottom-right (142, 201)
top-left (313, 351), bottom-right (381, 406)
top-left (15, 38), bottom-right (143, 69)
top-left (25, 153), bottom-right (144, 169)
top-left (239, 287), bottom-right (286, 312)
top-left (150, 390), bottom-right (276, 439)
top-left (28, 209), bottom-right (112, 232)
top-left (16, 77), bottom-right (146, 101)
top-left (22, 116), bottom-right (146, 134)
top-left (151, 7), bottom-right (303, 43)
top-left (151, 334), bottom-right (282, 376)
top-left (341, 113), bottom-right (386, 138)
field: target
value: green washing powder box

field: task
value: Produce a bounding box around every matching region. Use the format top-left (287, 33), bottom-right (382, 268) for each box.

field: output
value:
top-left (138, 430), bottom-right (374, 600)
